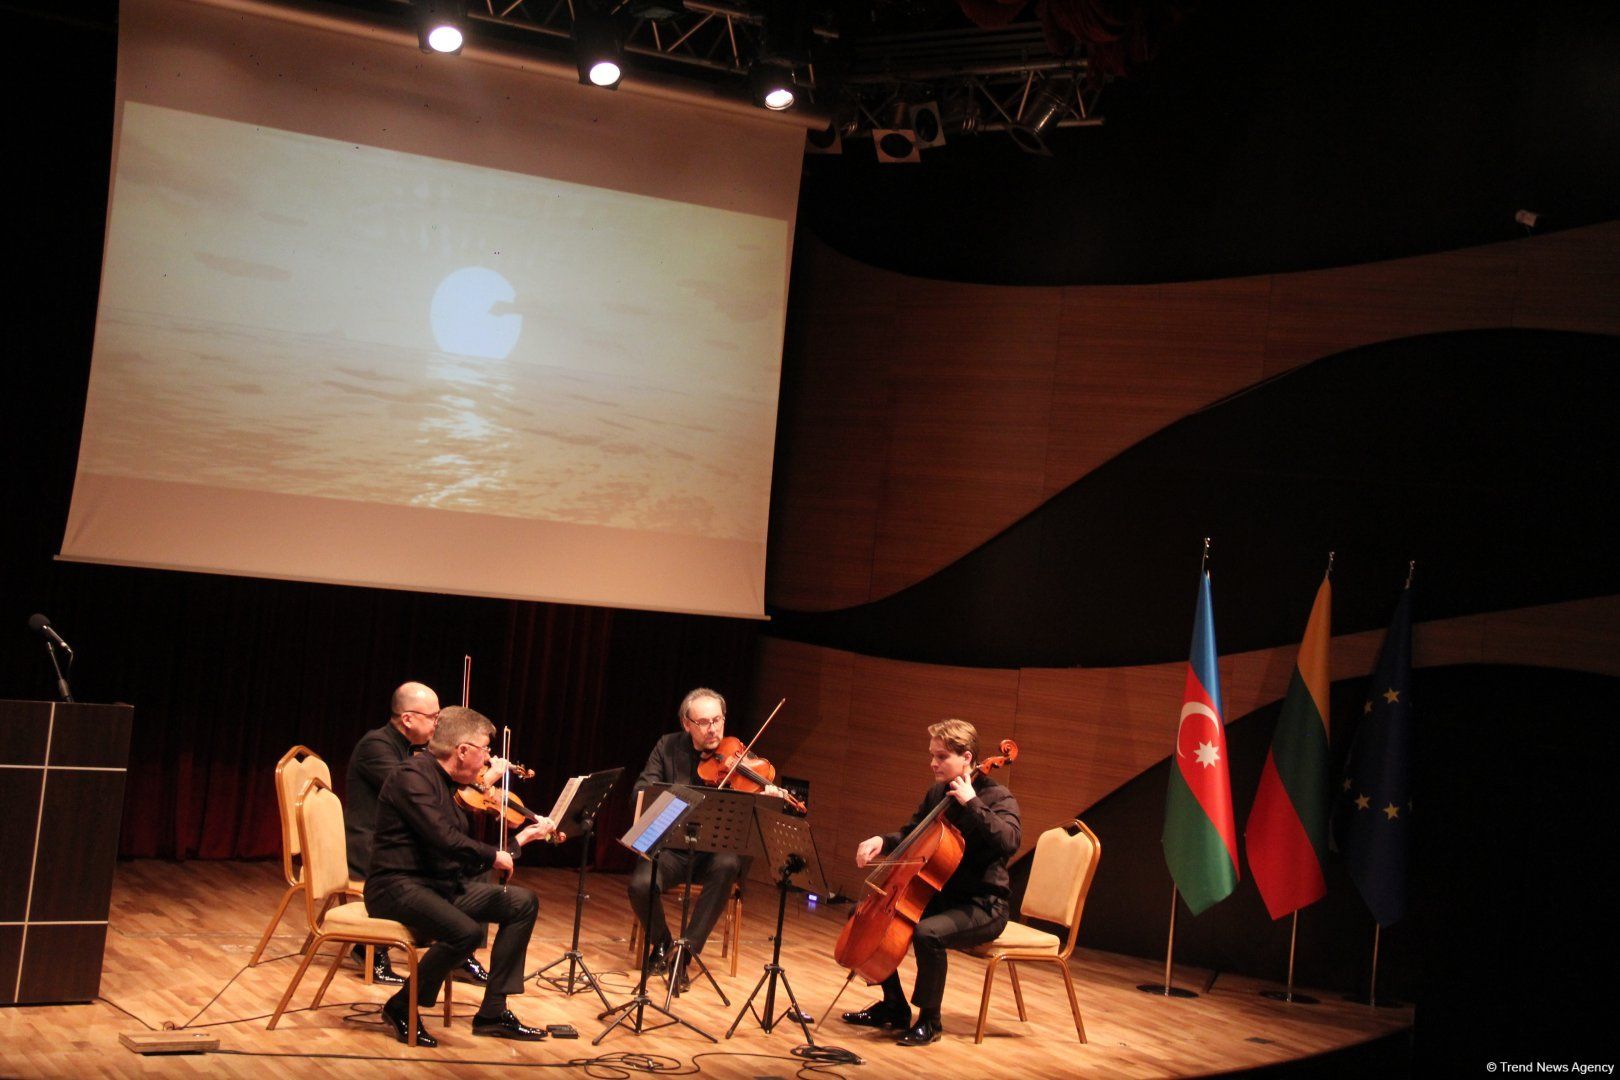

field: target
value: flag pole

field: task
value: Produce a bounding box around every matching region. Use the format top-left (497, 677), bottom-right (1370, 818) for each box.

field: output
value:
top-left (1137, 886), bottom-right (1198, 997)
top-left (1260, 911), bottom-right (1319, 1004)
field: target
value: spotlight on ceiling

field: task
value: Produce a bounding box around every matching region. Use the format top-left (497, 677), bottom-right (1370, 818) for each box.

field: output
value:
top-left (573, 8), bottom-right (624, 89)
top-left (874, 101), bottom-right (919, 164)
top-left (416, 0), bottom-right (466, 55)
top-left (1009, 81), bottom-right (1066, 156)
top-left (750, 61), bottom-right (797, 111)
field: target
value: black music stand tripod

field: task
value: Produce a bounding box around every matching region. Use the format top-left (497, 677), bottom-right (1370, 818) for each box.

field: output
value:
top-left (595, 787), bottom-right (716, 1046)
top-left (532, 767), bottom-right (623, 1010)
top-left (645, 783), bottom-right (755, 1011)
top-left (727, 809), bottom-right (825, 1045)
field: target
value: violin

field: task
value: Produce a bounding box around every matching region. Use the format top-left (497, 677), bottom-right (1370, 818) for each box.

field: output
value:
top-left (477, 759), bottom-right (535, 786)
top-left (696, 735), bottom-right (809, 814)
top-left (832, 739), bottom-right (1018, 985)
top-left (455, 782), bottom-right (543, 833)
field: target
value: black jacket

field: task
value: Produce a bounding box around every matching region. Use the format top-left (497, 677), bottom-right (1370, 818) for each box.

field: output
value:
top-left (344, 721), bottom-right (414, 879)
top-left (880, 776), bottom-right (1022, 902)
top-left (633, 730), bottom-right (707, 797)
top-left (367, 752), bottom-right (499, 889)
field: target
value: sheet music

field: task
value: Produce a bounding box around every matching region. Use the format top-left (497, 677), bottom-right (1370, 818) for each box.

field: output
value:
top-left (547, 774), bottom-right (583, 822)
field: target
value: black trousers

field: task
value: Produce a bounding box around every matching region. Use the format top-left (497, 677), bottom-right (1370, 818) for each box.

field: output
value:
top-left (879, 893), bottom-right (1008, 1015)
top-left (627, 849), bottom-right (743, 954)
top-left (364, 873), bottom-right (537, 1009)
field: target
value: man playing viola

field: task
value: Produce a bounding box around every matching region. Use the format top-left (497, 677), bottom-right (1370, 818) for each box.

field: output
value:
top-left (841, 719), bottom-right (1021, 1046)
top-left (365, 706), bottom-right (558, 1046)
top-left (630, 687), bottom-right (789, 986)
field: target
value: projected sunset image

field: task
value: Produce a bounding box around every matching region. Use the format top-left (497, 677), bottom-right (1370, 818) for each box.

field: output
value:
top-left (82, 103), bottom-right (786, 543)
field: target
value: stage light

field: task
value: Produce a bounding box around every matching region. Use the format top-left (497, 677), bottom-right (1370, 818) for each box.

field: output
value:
top-left (750, 61), bottom-right (796, 111)
top-left (416, 1), bottom-right (465, 55)
top-left (573, 8), bottom-right (624, 90)
top-left (1009, 81), bottom-right (1065, 156)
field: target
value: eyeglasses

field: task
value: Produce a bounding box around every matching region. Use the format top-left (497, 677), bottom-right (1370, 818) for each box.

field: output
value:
top-left (399, 710), bottom-right (441, 721)
top-left (459, 741), bottom-right (492, 756)
top-left (686, 715), bottom-right (725, 730)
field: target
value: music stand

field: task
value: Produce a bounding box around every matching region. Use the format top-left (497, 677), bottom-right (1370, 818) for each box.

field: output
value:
top-left (644, 782), bottom-right (756, 1009)
top-left (727, 807), bottom-right (826, 1044)
top-left (595, 786), bottom-right (716, 1046)
top-left (532, 767), bottom-right (624, 1008)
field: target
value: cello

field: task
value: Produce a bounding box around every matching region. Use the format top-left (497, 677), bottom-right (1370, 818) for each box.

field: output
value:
top-left (831, 739), bottom-right (1018, 986)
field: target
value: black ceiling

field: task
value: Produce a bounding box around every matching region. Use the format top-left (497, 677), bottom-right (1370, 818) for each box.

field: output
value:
top-left (800, 0), bottom-right (1620, 285)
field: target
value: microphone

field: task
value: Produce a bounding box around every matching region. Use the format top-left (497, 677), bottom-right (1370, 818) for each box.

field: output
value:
top-left (27, 613), bottom-right (73, 654)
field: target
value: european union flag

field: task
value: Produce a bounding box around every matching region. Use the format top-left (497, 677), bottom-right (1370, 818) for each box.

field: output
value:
top-left (1339, 585), bottom-right (1413, 927)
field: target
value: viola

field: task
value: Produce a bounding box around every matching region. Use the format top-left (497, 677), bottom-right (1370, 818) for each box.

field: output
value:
top-left (832, 739), bottom-right (1019, 985)
top-left (455, 783), bottom-right (565, 843)
top-left (696, 735), bottom-right (809, 814)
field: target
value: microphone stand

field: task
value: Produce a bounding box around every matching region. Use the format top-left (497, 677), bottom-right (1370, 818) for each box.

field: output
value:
top-left (44, 641), bottom-right (74, 703)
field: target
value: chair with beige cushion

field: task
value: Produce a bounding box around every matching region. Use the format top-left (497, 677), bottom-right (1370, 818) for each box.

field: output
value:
top-left (960, 819), bottom-right (1100, 1044)
top-left (251, 746), bottom-right (366, 966)
top-left (267, 777), bottom-right (451, 1046)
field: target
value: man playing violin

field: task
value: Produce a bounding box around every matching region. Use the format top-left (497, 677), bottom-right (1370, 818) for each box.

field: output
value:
top-left (344, 681), bottom-right (494, 987)
top-left (364, 706), bottom-right (559, 1046)
top-left (841, 719), bottom-right (1021, 1046)
top-left (630, 687), bottom-right (789, 986)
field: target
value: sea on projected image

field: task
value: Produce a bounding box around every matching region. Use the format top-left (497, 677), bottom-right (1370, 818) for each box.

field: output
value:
top-left (79, 309), bottom-right (772, 543)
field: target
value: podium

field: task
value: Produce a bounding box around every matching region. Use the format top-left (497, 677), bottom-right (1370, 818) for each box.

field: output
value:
top-left (0, 700), bottom-right (132, 1005)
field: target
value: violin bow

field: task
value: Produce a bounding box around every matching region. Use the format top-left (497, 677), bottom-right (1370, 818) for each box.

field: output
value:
top-left (461, 654), bottom-right (472, 708)
top-left (718, 697), bottom-right (786, 788)
top-left (498, 725), bottom-right (512, 890)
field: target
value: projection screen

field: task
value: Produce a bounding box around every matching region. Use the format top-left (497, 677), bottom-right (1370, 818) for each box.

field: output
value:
top-left (60, 0), bottom-right (804, 618)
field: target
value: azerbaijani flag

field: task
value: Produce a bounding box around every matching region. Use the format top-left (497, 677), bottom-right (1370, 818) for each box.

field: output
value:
top-left (1245, 574), bottom-right (1332, 920)
top-left (1162, 570), bottom-right (1240, 915)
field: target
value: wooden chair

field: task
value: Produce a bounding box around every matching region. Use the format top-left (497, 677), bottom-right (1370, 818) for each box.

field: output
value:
top-left (624, 790), bottom-right (743, 976)
top-left (626, 881), bottom-right (743, 977)
top-left (959, 819), bottom-right (1101, 1044)
top-left (251, 746), bottom-right (364, 966)
top-left (267, 777), bottom-right (451, 1046)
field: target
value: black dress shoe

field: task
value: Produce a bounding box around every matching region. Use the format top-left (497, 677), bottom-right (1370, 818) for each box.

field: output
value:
top-left (471, 1010), bottom-right (549, 1041)
top-left (380, 999), bottom-right (438, 1048)
top-left (355, 946), bottom-right (406, 986)
top-left (840, 1000), bottom-right (911, 1029)
top-left (453, 955), bottom-right (490, 985)
top-left (896, 1016), bottom-right (943, 1046)
top-left (646, 938), bottom-right (672, 975)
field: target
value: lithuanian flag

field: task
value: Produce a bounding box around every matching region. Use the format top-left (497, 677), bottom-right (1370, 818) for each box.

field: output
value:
top-left (1244, 573), bottom-right (1332, 920)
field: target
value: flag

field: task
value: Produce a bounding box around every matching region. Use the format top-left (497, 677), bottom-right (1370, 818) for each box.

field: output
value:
top-left (1245, 574), bottom-right (1332, 919)
top-left (1339, 585), bottom-right (1413, 927)
top-left (1162, 570), bottom-right (1240, 915)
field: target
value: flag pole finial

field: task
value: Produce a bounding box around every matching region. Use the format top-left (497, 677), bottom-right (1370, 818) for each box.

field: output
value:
top-left (1326, 550), bottom-right (1336, 580)
top-left (1201, 537), bottom-right (1211, 575)
top-left (1404, 560), bottom-right (1415, 589)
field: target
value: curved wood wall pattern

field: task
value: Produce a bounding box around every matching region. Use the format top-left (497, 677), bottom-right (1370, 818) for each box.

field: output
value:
top-left (768, 222), bottom-right (1620, 612)
top-left (745, 593), bottom-right (1620, 897)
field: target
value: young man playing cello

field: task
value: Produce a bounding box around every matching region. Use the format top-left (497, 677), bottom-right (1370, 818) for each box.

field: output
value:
top-left (841, 719), bottom-right (1021, 1046)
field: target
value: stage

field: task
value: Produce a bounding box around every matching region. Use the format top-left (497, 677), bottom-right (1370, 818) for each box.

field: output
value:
top-left (0, 860), bottom-right (1411, 1077)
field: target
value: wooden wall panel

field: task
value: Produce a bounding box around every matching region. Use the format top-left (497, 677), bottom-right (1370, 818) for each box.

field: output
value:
top-left (1513, 222), bottom-right (1620, 336)
top-left (753, 595), bottom-right (1620, 876)
top-left (1260, 246), bottom-right (1520, 375)
top-left (771, 224), bottom-right (1619, 610)
top-left (765, 310), bottom-right (893, 611)
top-left (867, 280), bottom-right (1063, 599)
top-left (1044, 278), bottom-right (1272, 495)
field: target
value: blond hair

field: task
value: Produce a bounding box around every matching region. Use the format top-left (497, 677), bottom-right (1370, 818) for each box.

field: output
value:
top-left (928, 718), bottom-right (979, 764)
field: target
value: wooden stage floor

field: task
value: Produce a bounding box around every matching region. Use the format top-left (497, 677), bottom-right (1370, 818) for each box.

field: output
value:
top-left (0, 861), bottom-right (1410, 1078)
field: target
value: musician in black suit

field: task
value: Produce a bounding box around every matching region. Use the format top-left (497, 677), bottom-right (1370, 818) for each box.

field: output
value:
top-left (343, 681), bottom-right (440, 985)
top-left (629, 687), bottom-right (788, 986)
top-left (364, 706), bottom-right (558, 1046)
top-left (840, 719), bottom-right (1021, 1046)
